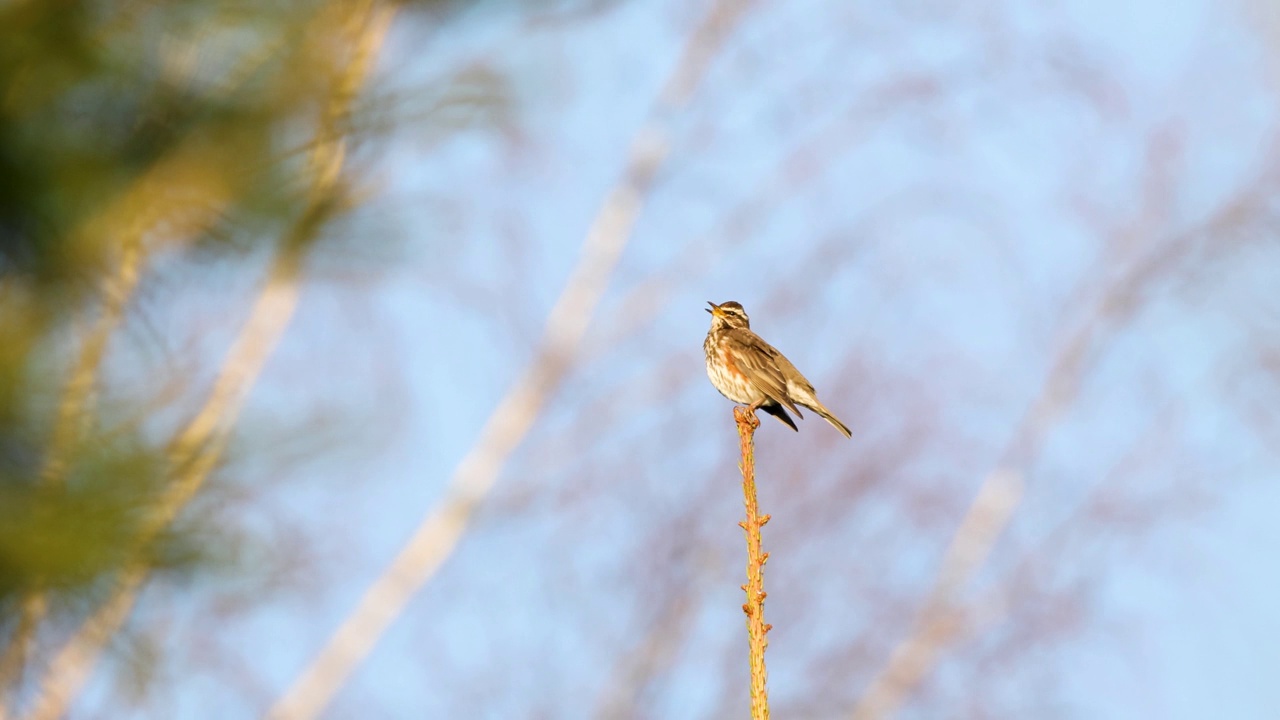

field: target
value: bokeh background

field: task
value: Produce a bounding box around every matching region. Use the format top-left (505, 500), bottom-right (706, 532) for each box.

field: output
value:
top-left (3, 0), bottom-right (1279, 718)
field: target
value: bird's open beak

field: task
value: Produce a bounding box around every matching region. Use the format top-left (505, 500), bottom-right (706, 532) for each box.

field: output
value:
top-left (706, 301), bottom-right (720, 316)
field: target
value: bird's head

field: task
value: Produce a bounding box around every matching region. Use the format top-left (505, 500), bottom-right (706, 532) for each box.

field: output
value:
top-left (706, 300), bottom-right (750, 329)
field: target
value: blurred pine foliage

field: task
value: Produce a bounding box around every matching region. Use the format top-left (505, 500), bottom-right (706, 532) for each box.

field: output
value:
top-left (0, 0), bottom-right (395, 704)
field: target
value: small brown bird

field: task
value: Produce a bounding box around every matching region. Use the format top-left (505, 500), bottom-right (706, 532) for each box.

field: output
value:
top-left (704, 300), bottom-right (852, 438)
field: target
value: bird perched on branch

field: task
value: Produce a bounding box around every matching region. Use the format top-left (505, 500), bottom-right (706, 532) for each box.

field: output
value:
top-left (704, 300), bottom-right (852, 438)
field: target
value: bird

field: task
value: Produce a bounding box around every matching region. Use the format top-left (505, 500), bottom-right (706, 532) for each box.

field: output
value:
top-left (704, 300), bottom-right (852, 438)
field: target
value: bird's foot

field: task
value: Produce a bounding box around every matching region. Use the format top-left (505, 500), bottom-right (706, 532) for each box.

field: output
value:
top-left (734, 404), bottom-right (761, 430)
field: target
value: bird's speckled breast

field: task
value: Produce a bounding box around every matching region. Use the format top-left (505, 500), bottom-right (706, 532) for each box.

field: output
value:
top-left (704, 332), bottom-right (761, 404)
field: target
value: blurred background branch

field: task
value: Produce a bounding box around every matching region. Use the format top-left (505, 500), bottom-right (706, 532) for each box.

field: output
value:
top-left (1, 0), bottom-right (397, 716)
top-left (267, 3), bottom-right (761, 717)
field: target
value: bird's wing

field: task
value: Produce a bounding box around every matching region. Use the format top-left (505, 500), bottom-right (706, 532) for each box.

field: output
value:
top-left (770, 349), bottom-right (816, 395)
top-left (727, 329), bottom-right (803, 417)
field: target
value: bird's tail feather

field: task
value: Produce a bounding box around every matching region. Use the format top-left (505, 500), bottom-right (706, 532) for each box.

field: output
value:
top-left (808, 402), bottom-right (852, 439)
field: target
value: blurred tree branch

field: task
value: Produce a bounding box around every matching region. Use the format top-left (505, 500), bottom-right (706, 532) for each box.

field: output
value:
top-left (849, 140), bottom-right (1280, 720)
top-left (266, 1), bottom-right (762, 717)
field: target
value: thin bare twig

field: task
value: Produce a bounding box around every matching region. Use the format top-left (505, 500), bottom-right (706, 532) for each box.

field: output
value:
top-left (735, 407), bottom-right (771, 720)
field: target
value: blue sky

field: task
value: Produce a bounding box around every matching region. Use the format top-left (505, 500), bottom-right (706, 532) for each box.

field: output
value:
top-left (69, 0), bottom-right (1280, 717)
